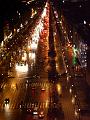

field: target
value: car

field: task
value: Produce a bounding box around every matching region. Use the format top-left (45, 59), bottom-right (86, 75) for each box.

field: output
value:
top-left (27, 108), bottom-right (33, 114)
top-left (32, 87), bottom-right (35, 90)
top-left (4, 98), bottom-right (10, 104)
top-left (38, 111), bottom-right (45, 119)
top-left (33, 110), bottom-right (38, 119)
top-left (41, 88), bottom-right (45, 91)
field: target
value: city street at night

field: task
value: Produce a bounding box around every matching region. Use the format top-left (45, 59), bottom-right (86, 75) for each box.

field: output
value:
top-left (0, 0), bottom-right (90, 120)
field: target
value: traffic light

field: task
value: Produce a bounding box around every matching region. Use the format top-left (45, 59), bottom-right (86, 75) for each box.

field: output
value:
top-left (73, 56), bottom-right (77, 65)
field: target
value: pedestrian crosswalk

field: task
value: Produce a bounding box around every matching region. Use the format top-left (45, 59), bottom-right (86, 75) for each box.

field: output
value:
top-left (0, 82), bottom-right (50, 111)
top-left (27, 102), bottom-right (48, 108)
top-left (0, 101), bottom-right (49, 110)
top-left (28, 82), bottom-right (49, 88)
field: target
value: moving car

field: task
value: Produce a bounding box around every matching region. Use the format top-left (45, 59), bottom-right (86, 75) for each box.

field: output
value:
top-left (4, 98), bottom-right (10, 104)
top-left (33, 107), bottom-right (38, 119)
top-left (27, 108), bottom-right (33, 114)
top-left (38, 111), bottom-right (45, 119)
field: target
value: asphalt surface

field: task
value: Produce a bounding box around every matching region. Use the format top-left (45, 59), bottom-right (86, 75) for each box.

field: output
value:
top-left (0, 1), bottom-right (90, 120)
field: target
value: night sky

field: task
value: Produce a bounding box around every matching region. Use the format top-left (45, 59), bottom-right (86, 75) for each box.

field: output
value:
top-left (0, 0), bottom-right (21, 17)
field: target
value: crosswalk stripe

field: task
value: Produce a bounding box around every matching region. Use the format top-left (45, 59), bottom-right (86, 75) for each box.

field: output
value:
top-left (30, 82), bottom-right (48, 87)
top-left (0, 101), bottom-right (49, 110)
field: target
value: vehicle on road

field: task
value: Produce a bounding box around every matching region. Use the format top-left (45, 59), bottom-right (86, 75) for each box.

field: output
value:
top-left (27, 108), bottom-right (33, 114)
top-left (38, 111), bottom-right (45, 119)
top-left (4, 98), bottom-right (10, 104)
